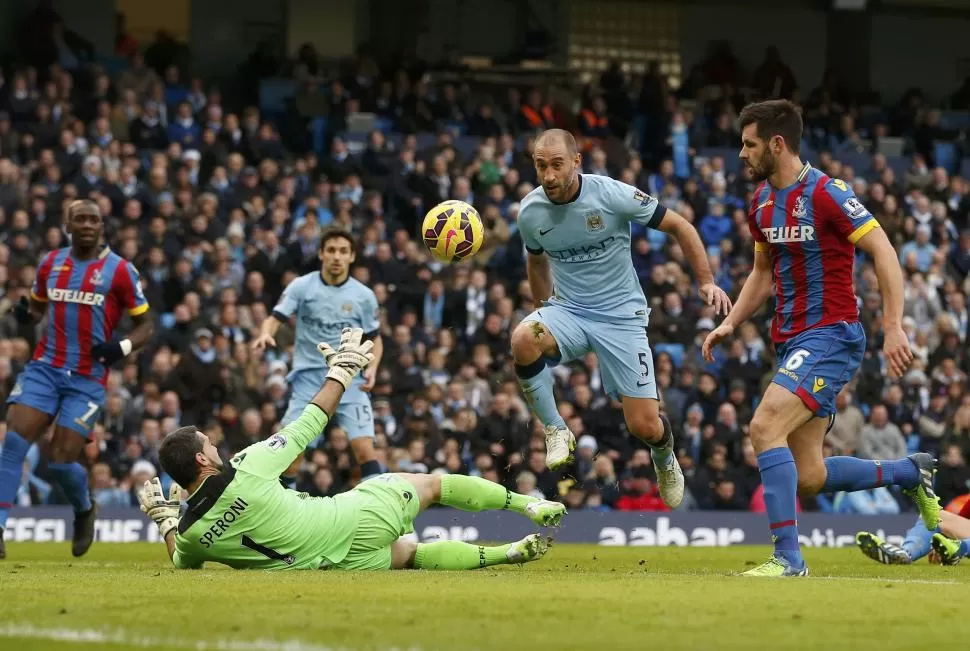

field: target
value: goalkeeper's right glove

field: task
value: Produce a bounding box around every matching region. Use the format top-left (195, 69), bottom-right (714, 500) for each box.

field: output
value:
top-left (317, 327), bottom-right (375, 390)
top-left (138, 478), bottom-right (182, 539)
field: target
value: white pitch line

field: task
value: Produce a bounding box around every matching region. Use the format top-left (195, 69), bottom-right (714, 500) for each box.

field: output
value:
top-left (808, 575), bottom-right (961, 586)
top-left (0, 623), bottom-right (422, 651)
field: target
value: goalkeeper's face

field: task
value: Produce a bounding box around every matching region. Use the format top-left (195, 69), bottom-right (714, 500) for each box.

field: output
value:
top-left (197, 432), bottom-right (224, 472)
top-left (739, 123), bottom-right (777, 182)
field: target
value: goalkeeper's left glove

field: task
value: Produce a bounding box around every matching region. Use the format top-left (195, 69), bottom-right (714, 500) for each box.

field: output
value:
top-left (317, 327), bottom-right (374, 390)
top-left (90, 339), bottom-right (133, 366)
top-left (138, 478), bottom-right (182, 539)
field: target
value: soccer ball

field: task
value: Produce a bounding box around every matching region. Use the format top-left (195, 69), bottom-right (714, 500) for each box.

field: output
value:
top-left (421, 200), bottom-right (485, 264)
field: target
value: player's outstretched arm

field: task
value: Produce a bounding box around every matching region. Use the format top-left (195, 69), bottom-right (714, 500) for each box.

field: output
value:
top-left (252, 313), bottom-right (283, 351)
top-left (702, 248), bottom-right (773, 362)
top-left (657, 210), bottom-right (731, 315)
top-left (855, 227), bottom-right (913, 378)
top-left (230, 328), bottom-right (374, 481)
top-left (526, 251), bottom-right (553, 303)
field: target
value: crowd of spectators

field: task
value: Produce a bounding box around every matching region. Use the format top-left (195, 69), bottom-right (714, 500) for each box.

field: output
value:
top-left (0, 28), bottom-right (969, 517)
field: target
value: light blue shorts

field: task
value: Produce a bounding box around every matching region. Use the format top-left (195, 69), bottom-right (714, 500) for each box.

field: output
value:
top-left (523, 305), bottom-right (658, 400)
top-left (282, 368), bottom-right (375, 441)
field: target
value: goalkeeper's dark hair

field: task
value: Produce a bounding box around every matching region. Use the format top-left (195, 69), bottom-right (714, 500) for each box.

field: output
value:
top-left (739, 99), bottom-right (802, 155)
top-left (159, 426), bottom-right (206, 487)
top-left (319, 226), bottom-right (357, 254)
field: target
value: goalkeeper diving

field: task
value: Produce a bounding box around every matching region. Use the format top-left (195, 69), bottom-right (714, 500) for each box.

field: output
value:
top-left (139, 328), bottom-right (565, 571)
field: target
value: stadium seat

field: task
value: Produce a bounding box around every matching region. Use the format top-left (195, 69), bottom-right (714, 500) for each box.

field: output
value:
top-left (934, 141), bottom-right (958, 174)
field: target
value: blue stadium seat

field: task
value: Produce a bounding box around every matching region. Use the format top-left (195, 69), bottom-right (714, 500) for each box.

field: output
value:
top-left (940, 111), bottom-right (970, 130)
top-left (961, 158), bottom-right (970, 180)
top-left (934, 141), bottom-right (958, 174)
top-left (311, 117), bottom-right (328, 156)
top-left (653, 343), bottom-right (685, 368)
top-left (259, 78), bottom-right (297, 115)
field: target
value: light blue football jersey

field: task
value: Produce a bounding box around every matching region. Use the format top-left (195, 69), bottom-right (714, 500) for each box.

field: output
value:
top-left (518, 174), bottom-right (667, 325)
top-left (272, 273), bottom-right (380, 380)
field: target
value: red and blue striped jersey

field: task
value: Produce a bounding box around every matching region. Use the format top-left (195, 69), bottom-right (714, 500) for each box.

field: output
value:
top-left (747, 164), bottom-right (879, 344)
top-left (30, 246), bottom-right (149, 383)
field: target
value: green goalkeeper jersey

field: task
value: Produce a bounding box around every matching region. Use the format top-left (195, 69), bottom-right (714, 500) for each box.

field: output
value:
top-left (172, 404), bottom-right (363, 570)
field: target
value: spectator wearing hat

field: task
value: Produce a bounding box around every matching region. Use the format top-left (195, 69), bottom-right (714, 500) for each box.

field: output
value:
top-left (172, 328), bottom-right (225, 427)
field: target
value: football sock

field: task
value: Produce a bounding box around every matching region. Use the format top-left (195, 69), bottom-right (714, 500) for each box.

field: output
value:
top-left (48, 462), bottom-right (93, 513)
top-left (959, 539), bottom-right (970, 558)
top-left (0, 431), bottom-right (30, 529)
top-left (414, 541), bottom-right (513, 570)
top-left (359, 460), bottom-right (382, 480)
top-left (646, 413), bottom-right (674, 466)
top-left (515, 358), bottom-right (566, 430)
top-left (901, 517), bottom-right (933, 561)
top-left (439, 474), bottom-right (535, 515)
top-left (758, 447), bottom-right (804, 568)
top-left (822, 456), bottom-right (919, 492)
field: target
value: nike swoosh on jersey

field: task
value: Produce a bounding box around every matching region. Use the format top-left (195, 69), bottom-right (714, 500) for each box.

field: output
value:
top-left (539, 227), bottom-right (555, 235)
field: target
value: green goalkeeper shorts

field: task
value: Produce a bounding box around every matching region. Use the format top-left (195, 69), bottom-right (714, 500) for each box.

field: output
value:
top-left (334, 475), bottom-right (421, 571)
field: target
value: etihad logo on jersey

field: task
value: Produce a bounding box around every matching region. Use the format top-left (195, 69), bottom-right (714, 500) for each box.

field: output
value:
top-left (761, 225), bottom-right (815, 244)
top-left (545, 236), bottom-right (617, 263)
top-left (48, 288), bottom-right (106, 306)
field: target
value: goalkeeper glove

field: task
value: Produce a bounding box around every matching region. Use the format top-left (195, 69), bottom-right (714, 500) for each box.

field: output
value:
top-left (316, 327), bottom-right (375, 390)
top-left (91, 339), bottom-right (133, 366)
top-left (13, 296), bottom-right (32, 325)
top-left (138, 477), bottom-right (182, 539)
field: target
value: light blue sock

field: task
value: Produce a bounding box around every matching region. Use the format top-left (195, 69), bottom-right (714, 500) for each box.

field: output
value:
top-left (515, 359), bottom-right (566, 429)
top-left (901, 517), bottom-right (933, 561)
top-left (959, 539), bottom-right (970, 557)
top-left (49, 463), bottom-right (93, 513)
top-left (0, 431), bottom-right (30, 529)
top-left (647, 413), bottom-right (674, 466)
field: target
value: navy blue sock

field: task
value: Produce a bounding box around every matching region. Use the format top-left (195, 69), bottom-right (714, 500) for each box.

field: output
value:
top-left (49, 462), bottom-right (93, 513)
top-left (758, 447), bottom-right (804, 568)
top-left (280, 475), bottom-right (297, 490)
top-left (823, 456), bottom-right (920, 492)
top-left (515, 359), bottom-right (566, 430)
top-left (0, 431), bottom-right (30, 529)
top-left (360, 460), bottom-right (382, 480)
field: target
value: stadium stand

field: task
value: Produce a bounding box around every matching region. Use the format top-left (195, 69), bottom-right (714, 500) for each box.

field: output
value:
top-left (0, 11), bottom-right (969, 520)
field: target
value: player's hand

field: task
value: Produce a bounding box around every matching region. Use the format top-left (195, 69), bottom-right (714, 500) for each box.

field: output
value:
top-left (138, 477), bottom-right (182, 539)
top-left (883, 324), bottom-right (914, 379)
top-left (360, 365), bottom-right (377, 392)
top-left (91, 340), bottom-right (126, 366)
top-left (12, 296), bottom-right (32, 324)
top-left (318, 328), bottom-right (375, 390)
top-left (698, 283), bottom-right (732, 316)
top-left (251, 333), bottom-right (277, 352)
top-left (701, 323), bottom-right (734, 362)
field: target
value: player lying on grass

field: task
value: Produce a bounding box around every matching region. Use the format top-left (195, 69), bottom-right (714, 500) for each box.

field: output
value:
top-left (139, 327), bottom-right (565, 571)
top-left (857, 508), bottom-right (970, 566)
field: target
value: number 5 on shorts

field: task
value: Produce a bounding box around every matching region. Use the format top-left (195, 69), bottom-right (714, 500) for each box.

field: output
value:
top-left (638, 352), bottom-right (650, 385)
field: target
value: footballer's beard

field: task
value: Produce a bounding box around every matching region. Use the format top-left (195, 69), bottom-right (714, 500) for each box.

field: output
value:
top-left (747, 151), bottom-right (776, 183)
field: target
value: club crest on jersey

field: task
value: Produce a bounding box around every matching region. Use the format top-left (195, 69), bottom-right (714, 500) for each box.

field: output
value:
top-left (90, 268), bottom-right (104, 286)
top-left (585, 212), bottom-right (605, 232)
top-left (341, 303), bottom-right (354, 315)
top-left (792, 196), bottom-right (807, 219)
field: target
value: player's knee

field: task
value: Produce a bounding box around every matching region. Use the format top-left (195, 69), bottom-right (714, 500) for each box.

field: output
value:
top-left (510, 323), bottom-right (543, 363)
top-left (627, 412), bottom-right (663, 444)
top-left (390, 537), bottom-right (419, 570)
top-left (351, 437), bottom-right (377, 463)
top-left (748, 412), bottom-right (782, 452)
top-left (48, 430), bottom-right (85, 463)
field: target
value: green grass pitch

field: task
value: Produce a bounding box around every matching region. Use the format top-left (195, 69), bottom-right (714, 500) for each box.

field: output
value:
top-left (1, 543), bottom-right (968, 650)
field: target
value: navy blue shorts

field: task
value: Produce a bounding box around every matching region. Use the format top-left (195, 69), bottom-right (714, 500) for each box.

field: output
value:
top-left (772, 321), bottom-right (866, 417)
top-left (6, 361), bottom-right (105, 437)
